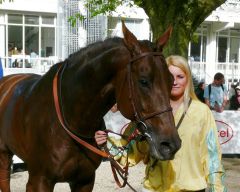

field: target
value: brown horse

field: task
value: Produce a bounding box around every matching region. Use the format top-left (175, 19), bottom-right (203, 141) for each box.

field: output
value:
top-left (0, 22), bottom-right (181, 192)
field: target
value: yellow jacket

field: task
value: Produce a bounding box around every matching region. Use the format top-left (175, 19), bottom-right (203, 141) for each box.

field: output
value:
top-left (108, 100), bottom-right (227, 192)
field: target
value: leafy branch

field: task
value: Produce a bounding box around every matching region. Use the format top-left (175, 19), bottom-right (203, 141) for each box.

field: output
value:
top-left (68, 0), bottom-right (135, 27)
top-left (68, 13), bottom-right (85, 27)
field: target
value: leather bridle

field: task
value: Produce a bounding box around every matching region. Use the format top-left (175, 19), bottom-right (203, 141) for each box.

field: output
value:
top-left (127, 52), bottom-right (172, 138)
top-left (52, 51), bottom-right (172, 191)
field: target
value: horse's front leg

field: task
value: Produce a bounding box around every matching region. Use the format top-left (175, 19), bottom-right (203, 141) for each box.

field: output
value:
top-left (0, 151), bottom-right (12, 192)
top-left (26, 173), bottom-right (55, 192)
top-left (0, 169), bottom-right (11, 192)
top-left (69, 173), bottom-right (95, 192)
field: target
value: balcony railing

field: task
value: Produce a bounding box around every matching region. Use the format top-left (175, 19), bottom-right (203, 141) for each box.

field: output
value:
top-left (216, 62), bottom-right (240, 82)
top-left (189, 60), bottom-right (240, 83)
top-left (0, 56), bottom-right (59, 76)
top-left (188, 60), bottom-right (206, 82)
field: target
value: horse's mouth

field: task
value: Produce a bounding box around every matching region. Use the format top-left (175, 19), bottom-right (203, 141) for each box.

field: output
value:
top-left (150, 146), bottom-right (175, 160)
top-left (147, 138), bottom-right (180, 160)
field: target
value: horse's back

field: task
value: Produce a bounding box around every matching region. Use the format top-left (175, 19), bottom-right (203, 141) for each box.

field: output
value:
top-left (0, 74), bottom-right (40, 110)
top-left (0, 74), bottom-right (40, 145)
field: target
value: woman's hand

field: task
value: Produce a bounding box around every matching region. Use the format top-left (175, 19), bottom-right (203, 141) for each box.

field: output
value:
top-left (95, 130), bottom-right (107, 146)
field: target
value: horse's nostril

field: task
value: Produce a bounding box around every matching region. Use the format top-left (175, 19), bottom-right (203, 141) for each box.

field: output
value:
top-left (160, 142), bottom-right (172, 154)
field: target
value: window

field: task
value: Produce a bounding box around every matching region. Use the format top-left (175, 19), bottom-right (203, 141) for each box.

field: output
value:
top-left (42, 16), bottom-right (54, 25)
top-left (190, 35), bottom-right (201, 61)
top-left (4, 13), bottom-right (56, 69)
top-left (25, 15), bottom-right (39, 25)
top-left (41, 27), bottom-right (55, 57)
top-left (25, 26), bottom-right (39, 67)
top-left (8, 25), bottom-right (23, 55)
top-left (216, 29), bottom-right (240, 64)
top-left (189, 25), bottom-right (207, 62)
top-left (217, 37), bottom-right (228, 63)
top-left (8, 14), bottom-right (22, 24)
top-left (230, 37), bottom-right (239, 63)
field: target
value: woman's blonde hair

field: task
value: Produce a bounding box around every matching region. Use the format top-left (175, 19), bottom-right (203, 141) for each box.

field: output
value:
top-left (166, 55), bottom-right (198, 111)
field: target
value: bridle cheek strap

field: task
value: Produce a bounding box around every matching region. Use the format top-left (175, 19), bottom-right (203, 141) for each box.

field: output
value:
top-left (128, 52), bottom-right (172, 124)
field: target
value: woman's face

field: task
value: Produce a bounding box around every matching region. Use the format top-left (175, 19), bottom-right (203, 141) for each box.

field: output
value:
top-left (168, 65), bottom-right (188, 99)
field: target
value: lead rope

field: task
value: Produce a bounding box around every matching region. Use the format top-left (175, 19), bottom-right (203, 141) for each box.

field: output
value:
top-left (53, 65), bottom-right (139, 191)
top-left (103, 127), bottom-right (141, 192)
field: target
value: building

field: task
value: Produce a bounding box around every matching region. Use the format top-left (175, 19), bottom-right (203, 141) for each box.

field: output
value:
top-left (1, 0), bottom-right (240, 87)
top-left (58, 1), bottom-right (150, 58)
top-left (190, 0), bottom-right (240, 86)
top-left (0, 0), bottom-right (58, 75)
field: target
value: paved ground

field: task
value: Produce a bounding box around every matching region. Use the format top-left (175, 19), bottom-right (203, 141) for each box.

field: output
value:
top-left (222, 157), bottom-right (240, 192)
top-left (10, 157), bottom-right (240, 191)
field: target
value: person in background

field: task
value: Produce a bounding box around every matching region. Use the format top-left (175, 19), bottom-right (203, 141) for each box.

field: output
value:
top-left (195, 81), bottom-right (205, 103)
top-left (204, 72), bottom-right (228, 113)
top-left (229, 85), bottom-right (240, 110)
top-left (95, 55), bottom-right (226, 192)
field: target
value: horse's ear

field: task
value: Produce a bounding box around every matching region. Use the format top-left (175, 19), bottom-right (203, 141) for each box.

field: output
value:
top-left (122, 20), bottom-right (141, 55)
top-left (156, 25), bottom-right (173, 52)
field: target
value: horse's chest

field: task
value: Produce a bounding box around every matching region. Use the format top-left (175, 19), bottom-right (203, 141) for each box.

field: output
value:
top-left (52, 150), bottom-right (101, 181)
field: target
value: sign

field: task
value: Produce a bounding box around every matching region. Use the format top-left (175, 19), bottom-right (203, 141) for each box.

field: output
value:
top-left (212, 110), bottom-right (240, 154)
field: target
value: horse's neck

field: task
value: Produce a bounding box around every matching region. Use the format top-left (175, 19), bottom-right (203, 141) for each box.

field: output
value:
top-left (62, 46), bottom-right (130, 132)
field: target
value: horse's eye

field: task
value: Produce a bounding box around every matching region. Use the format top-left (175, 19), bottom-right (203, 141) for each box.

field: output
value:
top-left (139, 79), bottom-right (150, 88)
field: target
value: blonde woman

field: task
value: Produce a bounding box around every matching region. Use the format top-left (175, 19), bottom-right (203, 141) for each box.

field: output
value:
top-left (95, 55), bottom-right (226, 192)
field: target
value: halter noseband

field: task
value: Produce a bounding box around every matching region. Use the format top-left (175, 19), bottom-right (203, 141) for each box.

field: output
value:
top-left (127, 52), bottom-right (172, 136)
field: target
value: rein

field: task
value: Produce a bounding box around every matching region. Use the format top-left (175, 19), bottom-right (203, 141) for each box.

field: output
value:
top-left (53, 65), bottom-right (109, 158)
top-left (52, 64), bottom-right (138, 191)
top-left (52, 51), bottom-right (171, 191)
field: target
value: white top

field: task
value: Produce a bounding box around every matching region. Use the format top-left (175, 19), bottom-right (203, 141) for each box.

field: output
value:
top-left (103, 111), bottom-right (130, 138)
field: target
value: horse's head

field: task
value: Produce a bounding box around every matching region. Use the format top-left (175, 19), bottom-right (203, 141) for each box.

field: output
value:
top-left (115, 21), bottom-right (181, 160)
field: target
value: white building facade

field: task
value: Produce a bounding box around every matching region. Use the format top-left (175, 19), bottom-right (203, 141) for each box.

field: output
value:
top-left (190, 0), bottom-right (240, 86)
top-left (0, 0), bottom-right (58, 75)
top-left (1, 0), bottom-right (240, 87)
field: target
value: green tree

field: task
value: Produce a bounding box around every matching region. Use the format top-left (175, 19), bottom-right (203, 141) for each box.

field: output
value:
top-left (75, 0), bottom-right (227, 57)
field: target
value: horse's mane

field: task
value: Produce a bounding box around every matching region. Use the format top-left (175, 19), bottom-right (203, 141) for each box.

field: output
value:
top-left (67, 37), bottom-right (124, 67)
top-left (72, 37), bottom-right (123, 56)
top-left (48, 37), bottom-right (156, 74)
top-left (67, 37), bottom-right (157, 66)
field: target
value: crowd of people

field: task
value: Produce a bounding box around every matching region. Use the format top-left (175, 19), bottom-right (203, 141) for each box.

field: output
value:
top-left (195, 73), bottom-right (240, 112)
top-left (96, 55), bottom-right (227, 192)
